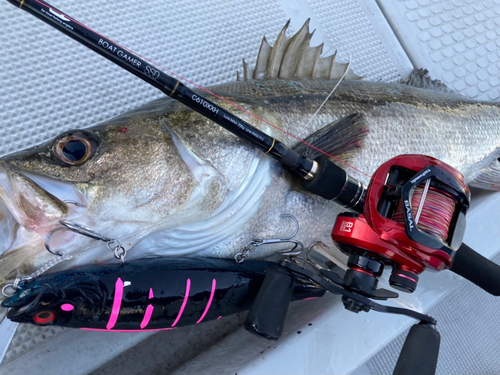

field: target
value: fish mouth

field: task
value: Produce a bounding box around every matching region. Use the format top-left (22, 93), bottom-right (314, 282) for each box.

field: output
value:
top-left (0, 162), bottom-right (87, 256)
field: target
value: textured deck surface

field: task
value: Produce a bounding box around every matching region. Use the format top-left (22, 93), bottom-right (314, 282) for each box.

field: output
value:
top-left (378, 0), bottom-right (500, 100)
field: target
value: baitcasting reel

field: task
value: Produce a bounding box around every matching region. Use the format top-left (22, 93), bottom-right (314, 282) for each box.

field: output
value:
top-left (244, 154), bottom-right (500, 375)
top-left (332, 154), bottom-right (470, 296)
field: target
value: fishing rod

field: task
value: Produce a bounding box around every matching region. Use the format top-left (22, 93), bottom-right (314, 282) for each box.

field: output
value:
top-left (6, 1), bottom-right (500, 374)
top-left (4, 0), bottom-right (364, 212)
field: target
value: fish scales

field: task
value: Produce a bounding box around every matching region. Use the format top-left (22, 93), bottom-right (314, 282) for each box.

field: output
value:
top-left (163, 78), bottom-right (500, 188)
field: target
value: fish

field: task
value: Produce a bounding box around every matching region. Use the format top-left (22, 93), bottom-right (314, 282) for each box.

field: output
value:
top-left (1, 257), bottom-right (324, 331)
top-left (1, 19), bottom-right (500, 297)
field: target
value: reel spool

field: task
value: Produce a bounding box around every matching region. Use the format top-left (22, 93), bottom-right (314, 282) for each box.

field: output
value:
top-left (332, 155), bottom-right (470, 294)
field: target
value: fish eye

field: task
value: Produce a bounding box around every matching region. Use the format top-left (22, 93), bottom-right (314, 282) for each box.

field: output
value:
top-left (33, 310), bottom-right (55, 325)
top-left (52, 131), bottom-right (98, 166)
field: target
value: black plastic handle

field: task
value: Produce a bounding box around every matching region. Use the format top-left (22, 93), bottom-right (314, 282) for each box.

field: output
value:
top-left (393, 323), bottom-right (440, 375)
top-left (302, 156), bottom-right (366, 212)
top-left (244, 266), bottom-right (294, 340)
top-left (450, 243), bottom-right (500, 296)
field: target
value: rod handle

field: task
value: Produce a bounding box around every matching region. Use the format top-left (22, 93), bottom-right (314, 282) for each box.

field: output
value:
top-left (393, 323), bottom-right (440, 375)
top-left (450, 243), bottom-right (500, 296)
top-left (302, 157), bottom-right (365, 213)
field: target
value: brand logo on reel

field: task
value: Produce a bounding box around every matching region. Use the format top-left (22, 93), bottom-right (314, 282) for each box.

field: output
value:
top-left (410, 169), bottom-right (431, 184)
top-left (404, 200), bottom-right (414, 230)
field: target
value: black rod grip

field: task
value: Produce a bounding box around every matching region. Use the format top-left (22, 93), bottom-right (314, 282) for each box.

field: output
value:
top-left (244, 266), bottom-right (294, 340)
top-left (450, 243), bottom-right (500, 296)
top-left (302, 156), bottom-right (365, 212)
top-left (393, 323), bottom-right (440, 375)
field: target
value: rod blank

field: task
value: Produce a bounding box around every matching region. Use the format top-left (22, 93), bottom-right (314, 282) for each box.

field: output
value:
top-left (6, 0), bottom-right (315, 179)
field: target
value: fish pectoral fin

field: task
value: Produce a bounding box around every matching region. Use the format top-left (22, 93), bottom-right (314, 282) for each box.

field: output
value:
top-left (291, 113), bottom-right (368, 161)
top-left (400, 68), bottom-right (460, 95)
top-left (238, 19), bottom-right (364, 81)
top-left (165, 126), bottom-right (221, 183)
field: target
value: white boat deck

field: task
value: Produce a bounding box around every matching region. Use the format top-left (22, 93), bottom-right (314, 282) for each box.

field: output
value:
top-left (0, 0), bottom-right (499, 374)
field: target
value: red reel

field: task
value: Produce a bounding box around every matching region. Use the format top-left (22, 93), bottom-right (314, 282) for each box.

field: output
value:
top-left (332, 155), bottom-right (470, 293)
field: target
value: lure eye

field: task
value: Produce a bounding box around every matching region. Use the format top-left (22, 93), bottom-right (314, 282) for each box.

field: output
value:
top-left (52, 131), bottom-right (98, 165)
top-left (33, 310), bottom-right (55, 325)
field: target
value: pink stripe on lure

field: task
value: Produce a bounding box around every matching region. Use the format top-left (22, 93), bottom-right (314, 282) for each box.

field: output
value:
top-left (106, 278), bottom-right (124, 330)
top-left (171, 279), bottom-right (191, 327)
top-left (140, 288), bottom-right (155, 329)
top-left (60, 303), bottom-right (74, 311)
top-left (82, 328), bottom-right (174, 333)
top-left (196, 279), bottom-right (216, 324)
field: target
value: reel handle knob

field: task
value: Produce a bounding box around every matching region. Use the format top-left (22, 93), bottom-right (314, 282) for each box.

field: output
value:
top-left (450, 243), bottom-right (500, 296)
top-left (244, 266), bottom-right (294, 340)
top-left (393, 322), bottom-right (440, 375)
top-left (389, 269), bottom-right (419, 293)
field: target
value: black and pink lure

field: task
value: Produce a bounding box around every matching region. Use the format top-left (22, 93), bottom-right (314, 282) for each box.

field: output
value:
top-left (2, 258), bottom-right (324, 331)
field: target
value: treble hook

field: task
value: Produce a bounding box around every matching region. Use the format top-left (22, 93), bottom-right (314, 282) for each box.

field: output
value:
top-left (45, 220), bottom-right (127, 264)
top-left (287, 241), bottom-right (331, 271)
top-left (45, 221), bottom-right (110, 256)
top-left (234, 214), bottom-right (304, 263)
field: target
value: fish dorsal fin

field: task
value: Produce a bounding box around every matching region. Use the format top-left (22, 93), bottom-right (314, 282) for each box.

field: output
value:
top-left (400, 68), bottom-right (458, 94)
top-left (237, 19), bottom-right (364, 81)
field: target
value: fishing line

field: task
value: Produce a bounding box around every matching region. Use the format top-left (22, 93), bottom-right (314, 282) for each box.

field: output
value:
top-left (393, 185), bottom-right (456, 242)
top-left (7, 0), bottom-right (396, 196)
top-left (303, 45), bottom-right (353, 130)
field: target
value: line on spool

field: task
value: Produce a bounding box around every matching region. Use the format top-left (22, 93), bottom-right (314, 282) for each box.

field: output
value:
top-left (393, 183), bottom-right (456, 241)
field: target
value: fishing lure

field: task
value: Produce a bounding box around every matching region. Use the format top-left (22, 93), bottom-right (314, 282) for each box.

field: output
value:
top-left (2, 258), bottom-right (324, 331)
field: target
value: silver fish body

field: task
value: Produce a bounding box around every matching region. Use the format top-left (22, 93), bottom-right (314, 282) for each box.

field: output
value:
top-left (190, 78), bottom-right (500, 187)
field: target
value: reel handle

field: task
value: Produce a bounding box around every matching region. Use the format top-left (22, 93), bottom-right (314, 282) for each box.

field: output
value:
top-left (244, 266), bottom-right (294, 340)
top-left (450, 243), bottom-right (500, 296)
top-left (393, 322), bottom-right (440, 375)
